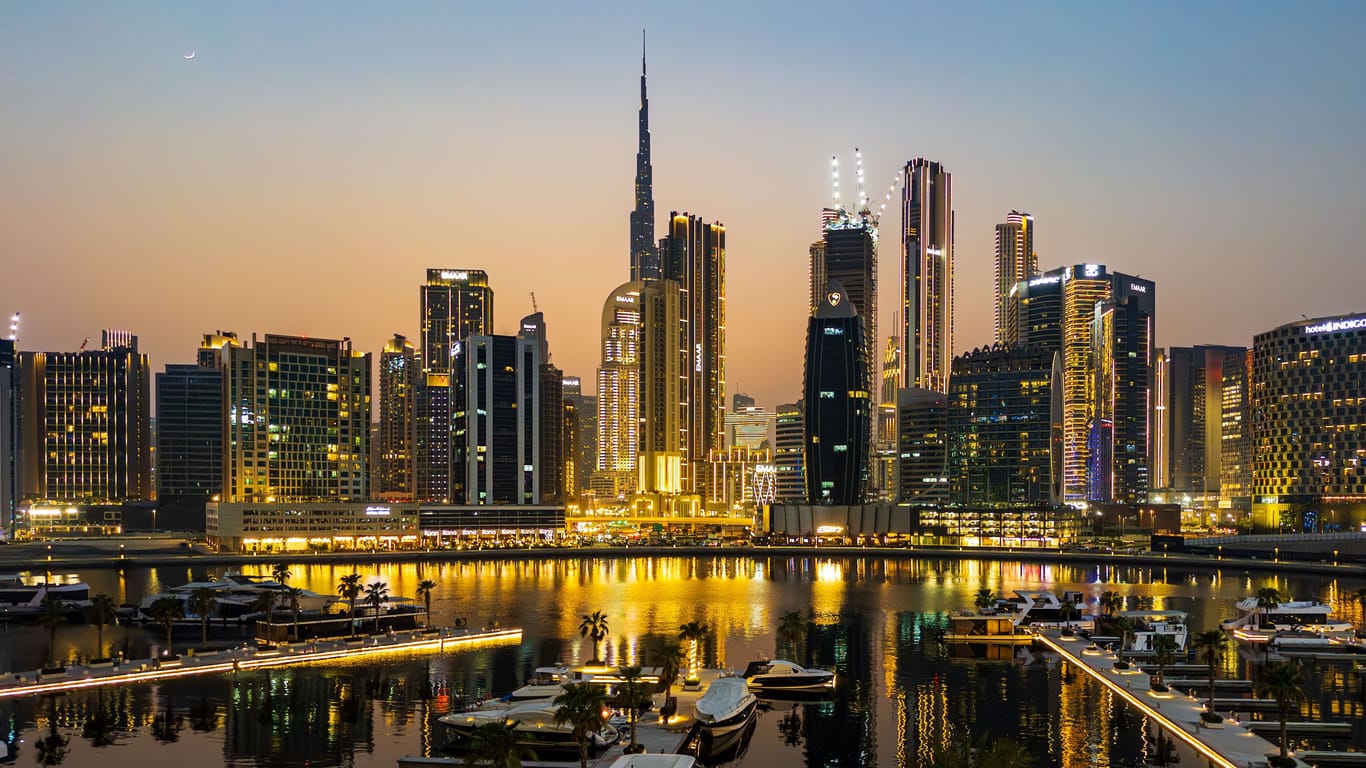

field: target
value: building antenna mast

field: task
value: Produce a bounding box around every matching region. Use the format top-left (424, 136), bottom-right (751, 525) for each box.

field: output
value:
top-left (855, 147), bottom-right (868, 213)
top-left (7, 312), bottom-right (18, 343)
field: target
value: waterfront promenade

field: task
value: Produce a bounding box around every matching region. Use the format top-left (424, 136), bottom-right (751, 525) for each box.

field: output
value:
top-left (0, 625), bottom-right (521, 700)
top-left (1037, 629), bottom-right (1308, 768)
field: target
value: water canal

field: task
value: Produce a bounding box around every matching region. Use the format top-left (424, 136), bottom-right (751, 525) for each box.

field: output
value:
top-left (0, 555), bottom-right (1362, 767)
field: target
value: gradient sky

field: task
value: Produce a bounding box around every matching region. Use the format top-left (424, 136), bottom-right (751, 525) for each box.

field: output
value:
top-left (4, 2), bottom-right (1366, 410)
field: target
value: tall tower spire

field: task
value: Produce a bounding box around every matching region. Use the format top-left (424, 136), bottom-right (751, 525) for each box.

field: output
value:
top-left (629, 29), bottom-right (658, 281)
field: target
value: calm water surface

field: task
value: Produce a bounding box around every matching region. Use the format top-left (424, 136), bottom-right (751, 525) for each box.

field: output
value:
top-left (1, 555), bottom-right (1363, 767)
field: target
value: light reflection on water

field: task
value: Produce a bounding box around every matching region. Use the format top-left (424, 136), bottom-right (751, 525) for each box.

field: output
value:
top-left (0, 554), bottom-right (1361, 767)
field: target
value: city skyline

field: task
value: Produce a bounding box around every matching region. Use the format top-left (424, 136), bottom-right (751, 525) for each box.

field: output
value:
top-left (5, 4), bottom-right (1366, 410)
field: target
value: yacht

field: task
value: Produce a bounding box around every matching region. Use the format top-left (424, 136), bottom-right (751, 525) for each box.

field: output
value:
top-left (1115, 609), bottom-right (1189, 652)
top-left (440, 701), bottom-right (618, 750)
top-left (138, 573), bottom-right (337, 623)
top-left (607, 756), bottom-right (696, 768)
top-left (1220, 597), bottom-right (1354, 642)
top-left (984, 590), bottom-right (1091, 628)
top-left (0, 574), bottom-right (91, 619)
top-left (693, 678), bottom-right (758, 735)
top-left (216, 574), bottom-right (338, 612)
top-left (741, 659), bottom-right (836, 691)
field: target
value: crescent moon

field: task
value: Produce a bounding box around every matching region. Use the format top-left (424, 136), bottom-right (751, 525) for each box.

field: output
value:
top-left (184, 51), bottom-right (196, 60)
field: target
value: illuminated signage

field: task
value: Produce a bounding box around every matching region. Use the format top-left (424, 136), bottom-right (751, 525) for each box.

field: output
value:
top-left (1084, 264), bottom-right (1100, 277)
top-left (1304, 317), bottom-right (1366, 334)
top-left (439, 270), bottom-right (469, 281)
top-left (695, 343), bottom-right (702, 373)
top-left (815, 525), bottom-right (845, 534)
top-left (616, 295), bottom-right (636, 304)
top-left (823, 327), bottom-right (844, 335)
top-left (1128, 283), bottom-right (1147, 293)
top-left (1028, 276), bottom-right (1060, 287)
top-left (926, 246), bottom-right (943, 258)
top-left (365, 506), bottom-right (392, 516)
top-left (827, 291), bottom-right (842, 306)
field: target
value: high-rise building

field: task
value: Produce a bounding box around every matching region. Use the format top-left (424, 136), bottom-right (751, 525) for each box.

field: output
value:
top-left (994, 211), bottom-right (1036, 343)
top-left (1156, 345), bottom-right (1248, 500)
top-left (1003, 272), bottom-right (1063, 348)
top-left (1219, 349), bottom-right (1254, 510)
top-left (896, 387), bottom-right (948, 506)
top-left (221, 334), bottom-right (370, 503)
top-left (415, 371), bottom-right (451, 501)
top-left (774, 402), bottom-right (805, 503)
top-left (901, 158), bottom-right (954, 393)
top-left (819, 210), bottom-right (878, 390)
top-left (803, 281), bottom-right (871, 505)
top-left (732, 392), bottom-right (756, 411)
top-left (0, 339), bottom-right (18, 534)
top-left (595, 282), bottom-right (648, 498)
top-left (636, 280), bottom-right (687, 494)
top-left (420, 269), bottom-right (493, 372)
top-left (874, 337), bottom-right (901, 501)
top-left (947, 344), bottom-right (1061, 506)
top-left (706, 446), bottom-right (774, 513)
top-left (1251, 313), bottom-right (1366, 533)
top-left (660, 212), bottom-right (726, 493)
top-left (1086, 279), bottom-right (1156, 504)
top-left (724, 402), bottom-right (773, 450)
top-left (377, 334), bottom-right (417, 499)
top-left (519, 312), bottom-right (565, 505)
top-left (562, 376), bottom-right (597, 496)
top-left (807, 240), bottom-right (826, 314)
top-left (156, 355), bottom-right (226, 529)
top-left (18, 332), bottom-right (151, 504)
top-left (450, 334), bottom-right (541, 505)
top-left (629, 41), bottom-right (658, 281)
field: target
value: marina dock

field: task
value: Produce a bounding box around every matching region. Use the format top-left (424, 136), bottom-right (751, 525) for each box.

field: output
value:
top-left (0, 626), bottom-right (522, 699)
top-left (1037, 629), bottom-right (1311, 768)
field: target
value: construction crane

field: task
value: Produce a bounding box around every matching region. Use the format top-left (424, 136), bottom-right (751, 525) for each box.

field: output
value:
top-left (78, 337), bottom-right (89, 352)
top-left (530, 292), bottom-right (539, 314)
top-left (7, 312), bottom-right (18, 343)
top-left (829, 148), bottom-right (901, 228)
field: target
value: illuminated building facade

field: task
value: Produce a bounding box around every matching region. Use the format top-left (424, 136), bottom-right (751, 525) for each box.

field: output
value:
top-left (947, 344), bottom-right (1061, 507)
top-left (1251, 313), bottom-right (1366, 533)
top-left (804, 281), bottom-right (871, 505)
top-left (1003, 271), bottom-right (1063, 348)
top-left (450, 334), bottom-right (541, 505)
top-left (207, 501), bottom-right (418, 553)
top-left (916, 506), bottom-right (1081, 546)
top-left (377, 334), bottom-right (417, 499)
top-left (18, 330), bottom-right (151, 504)
top-left (636, 280), bottom-right (686, 494)
top-left (1155, 345), bottom-right (1248, 503)
top-left (562, 376), bottom-right (597, 495)
top-left (595, 283), bottom-right (646, 497)
top-left (518, 313), bottom-right (565, 505)
top-left (994, 211), bottom-right (1036, 343)
top-left (0, 340), bottom-right (17, 533)
top-left (774, 402), bottom-right (806, 503)
top-left (629, 43), bottom-right (658, 281)
top-left (222, 334), bottom-right (371, 503)
top-left (1086, 278), bottom-right (1156, 504)
top-left (660, 213), bottom-right (726, 493)
top-left (897, 387), bottom-right (948, 506)
top-left (901, 158), bottom-right (953, 393)
top-left (874, 337), bottom-right (901, 501)
top-left (706, 446), bottom-right (775, 513)
top-left (819, 209), bottom-right (879, 392)
top-left (156, 358), bottom-right (225, 529)
top-left (415, 371), bottom-right (450, 501)
top-left (1219, 348), bottom-right (1254, 509)
top-left (724, 402), bottom-right (774, 450)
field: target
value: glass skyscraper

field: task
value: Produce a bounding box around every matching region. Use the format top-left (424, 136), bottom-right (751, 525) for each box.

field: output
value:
top-left (803, 280), bottom-right (870, 505)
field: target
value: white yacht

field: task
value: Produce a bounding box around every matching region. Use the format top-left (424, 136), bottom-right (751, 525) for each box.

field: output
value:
top-left (440, 701), bottom-right (618, 750)
top-left (693, 678), bottom-right (758, 735)
top-left (741, 659), bottom-right (836, 691)
top-left (1221, 597), bottom-right (1354, 642)
top-left (993, 590), bottom-right (1092, 628)
top-left (138, 573), bottom-right (337, 623)
top-left (1115, 610), bottom-right (1189, 652)
top-left (0, 574), bottom-right (91, 619)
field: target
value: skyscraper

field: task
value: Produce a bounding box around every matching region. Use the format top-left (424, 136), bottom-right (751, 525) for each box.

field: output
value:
top-left (19, 332), bottom-right (152, 504)
top-left (0, 339), bottom-right (18, 534)
top-left (629, 37), bottom-right (658, 281)
top-left (595, 283), bottom-right (646, 498)
top-left (156, 338), bottom-right (231, 530)
top-left (1003, 272), bottom-right (1063, 348)
top-left (660, 212), bottom-right (726, 493)
top-left (1219, 349), bottom-right (1254, 510)
top-left (222, 334), bottom-right (370, 503)
top-left (901, 158), bottom-right (954, 393)
top-left (378, 334), bottom-right (417, 499)
top-left (874, 337), bottom-right (901, 500)
top-left (994, 211), bottom-right (1036, 343)
top-left (774, 402), bottom-right (805, 503)
top-left (1156, 345), bottom-right (1248, 500)
top-left (724, 404), bottom-right (774, 450)
top-left (896, 388), bottom-right (948, 506)
top-left (519, 312), bottom-right (565, 504)
top-left (1085, 278), bottom-right (1156, 504)
top-left (450, 334), bottom-right (541, 505)
top-left (819, 210), bottom-right (878, 390)
top-left (420, 268), bottom-right (493, 371)
top-left (562, 376), bottom-right (597, 496)
top-left (803, 281), bottom-right (871, 505)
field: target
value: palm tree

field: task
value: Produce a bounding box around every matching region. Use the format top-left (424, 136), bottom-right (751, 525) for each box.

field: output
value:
top-left (776, 609), bottom-right (807, 660)
top-left (578, 610), bottom-right (609, 664)
top-left (338, 573), bottom-right (363, 637)
top-left (677, 620), bottom-right (711, 673)
top-left (271, 563), bottom-right (291, 585)
top-left (1058, 600), bottom-right (1079, 629)
top-left (978, 737), bottom-right (1032, 768)
top-left (1255, 586), bottom-right (1282, 630)
top-left (615, 665), bottom-right (652, 753)
top-left (463, 719), bottom-right (537, 768)
top-left (252, 589), bottom-right (277, 619)
top-left (1256, 661), bottom-right (1307, 766)
top-left (188, 587), bottom-right (218, 646)
top-left (286, 586), bottom-right (304, 640)
top-left (1191, 628), bottom-right (1227, 714)
top-left (148, 596), bottom-right (185, 656)
top-left (1111, 616), bottom-right (1135, 664)
top-left (364, 581), bottom-right (390, 633)
top-left (651, 637), bottom-right (685, 701)
top-left (973, 589), bottom-right (997, 613)
top-left (39, 594), bottom-right (68, 668)
top-left (416, 579), bottom-right (437, 628)
top-left (1150, 633), bottom-right (1178, 689)
top-left (84, 593), bottom-right (118, 660)
top-left (552, 682), bottom-right (607, 768)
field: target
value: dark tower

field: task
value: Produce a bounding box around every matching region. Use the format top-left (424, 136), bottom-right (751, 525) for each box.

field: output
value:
top-left (629, 32), bottom-right (658, 281)
top-left (803, 280), bottom-right (871, 505)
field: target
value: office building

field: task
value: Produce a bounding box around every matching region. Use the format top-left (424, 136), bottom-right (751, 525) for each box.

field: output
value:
top-left (629, 44), bottom-right (658, 281)
top-left (818, 208), bottom-right (878, 391)
top-left (18, 331), bottom-right (151, 504)
top-left (897, 387), bottom-right (948, 506)
top-left (660, 213), bottom-right (726, 493)
top-left (207, 501), bottom-right (420, 553)
top-left (1155, 345), bottom-right (1248, 501)
top-left (377, 334), bottom-right (417, 499)
top-left (1219, 349), bottom-right (1254, 509)
top-left (774, 402), bottom-right (805, 503)
top-left (803, 281), bottom-right (871, 505)
top-left (1086, 277), bottom-right (1156, 504)
top-left (450, 334), bottom-right (541, 505)
top-left (994, 211), bottom-right (1036, 343)
top-left (222, 334), bottom-right (370, 503)
top-left (947, 344), bottom-right (1061, 507)
top-left (900, 158), bottom-right (954, 393)
top-left (808, 241), bottom-right (826, 314)
top-left (0, 339), bottom-right (17, 535)
top-left (562, 376), bottom-right (597, 496)
top-left (874, 337), bottom-right (900, 501)
top-left (724, 400), bottom-right (773, 450)
top-left (1251, 313), bottom-right (1366, 533)
top-left (156, 363), bottom-right (225, 529)
top-left (519, 312), bottom-right (565, 505)
top-left (419, 268), bottom-right (493, 371)
top-left (594, 282), bottom-right (651, 498)
top-left (415, 372), bottom-right (450, 501)
top-left (707, 446), bottom-right (775, 513)
top-left (1003, 272), bottom-right (1063, 348)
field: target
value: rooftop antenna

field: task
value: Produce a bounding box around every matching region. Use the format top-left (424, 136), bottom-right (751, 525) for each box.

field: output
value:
top-left (855, 147), bottom-right (868, 213)
top-left (830, 156), bottom-right (840, 208)
top-left (7, 312), bottom-right (18, 343)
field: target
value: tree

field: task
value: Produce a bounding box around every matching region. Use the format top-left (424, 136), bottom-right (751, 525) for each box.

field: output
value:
top-left (918, 733), bottom-right (1031, 768)
top-left (1058, 600), bottom-right (1079, 629)
top-left (1255, 586), bottom-right (1282, 629)
top-left (463, 720), bottom-right (537, 768)
top-left (147, 596), bottom-right (185, 656)
top-left (973, 589), bottom-right (997, 613)
top-left (1256, 661), bottom-right (1306, 766)
top-left (338, 573), bottom-right (363, 637)
top-left (677, 620), bottom-right (711, 672)
top-left (39, 595), bottom-right (68, 668)
top-left (271, 563), bottom-right (291, 585)
top-left (286, 586), bottom-right (304, 640)
top-left (614, 665), bottom-right (652, 753)
top-left (417, 579), bottom-right (437, 628)
top-left (1191, 628), bottom-right (1227, 713)
top-left (776, 609), bottom-right (807, 660)
top-left (1150, 633), bottom-right (1178, 688)
top-left (1111, 616), bottom-right (1135, 663)
top-left (35, 701), bottom-right (69, 766)
top-left (84, 594), bottom-right (118, 660)
top-left (651, 637), bottom-right (685, 700)
top-left (552, 682), bottom-right (607, 768)
top-left (578, 610), bottom-right (609, 664)
top-left (252, 590), bottom-right (277, 620)
top-left (1100, 590), bottom-right (1124, 618)
top-left (364, 581), bottom-right (390, 633)
top-left (188, 587), bottom-right (218, 647)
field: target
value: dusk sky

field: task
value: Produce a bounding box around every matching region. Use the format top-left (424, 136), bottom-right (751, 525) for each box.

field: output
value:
top-left (4, 2), bottom-right (1366, 410)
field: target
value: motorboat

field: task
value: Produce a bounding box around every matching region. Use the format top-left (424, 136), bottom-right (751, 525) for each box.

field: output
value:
top-left (1270, 632), bottom-right (1360, 652)
top-left (138, 573), bottom-right (338, 623)
top-left (0, 574), bottom-right (91, 619)
top-left (693, 678), bottom-right (758, 735)
top-left (1115, 610), bottom-right (1189, 652)
top-left (992, 590), bottom-right (1092, 628)
top-left (607, 756), bottom-right (696, 768)
top-left (1220, 597), bottom-right (1354, 642)
top-left (741, 659), bottom-right (835, 691)
top-left (440, 701), bottom-right (618, 751)
top-left (941, 614), bottom-right (1036, 645)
